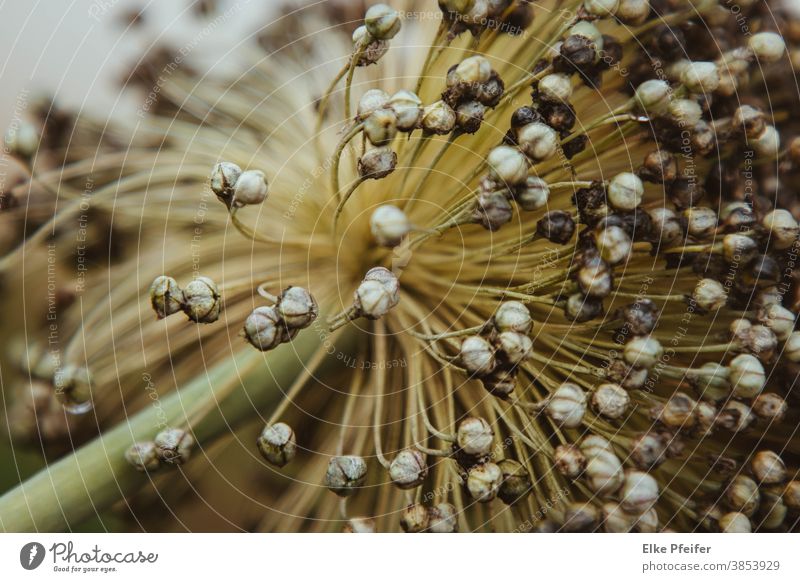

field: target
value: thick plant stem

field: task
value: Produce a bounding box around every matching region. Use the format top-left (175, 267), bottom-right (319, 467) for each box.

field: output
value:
top-left (0, 324), bottom-right (354, 532)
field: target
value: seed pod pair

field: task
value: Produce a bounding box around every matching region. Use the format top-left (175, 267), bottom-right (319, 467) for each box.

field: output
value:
top-left (244, 286), bottom-right (317, 351)
top-left (353, 267), bottom-right (400, 320)
top-left (209, 162), bottom-right (268, 207)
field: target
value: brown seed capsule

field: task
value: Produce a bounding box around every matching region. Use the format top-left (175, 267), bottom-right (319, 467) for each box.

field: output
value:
top-left (732, 105), bottom-right (766, 139)
top-left (400, 503), bottom-right (430, 533)
top-left (554, 444), bottom-right (586, 479)
top-left (473, 190), bottom-right (513, 231)
top-left (715, 400), bottom-right (755, 432)
top-left (421, 100), bottom-right (456, 135)
top-left (751, 393), bottom-right (787, 422)
top-left (619, 299), bottom-right (659, 336)
top-left (630, 432), bottom-right (667, 470)
top-left (182, 276), bottom-right (221, 323)
top-left (724, 475), bottom-right (760, 516)
top-left (496, 331), bottom-right (532, 364)
top-left (154, 427), bottom-right (195, 465)
top-left (605, 359), bottom-right (649, 391)
top-left (562, 502), bottom-right (599, 532)
top-left (455, 101), bottom-right (485, 134)
top-left (564, 293), bottom-right (604, 323)
top-left (149, 275), bottom-right (184, 319)
top-left (758, 491), bottom-right (787, 530)
top-left (209, 161), bottom-right (241, 200)
top-left (257, 422), bottom-right (296, 467)
top-left (125, 442), bottom-right (161, 472)
top-left (358, 147), bottom-right (397, 179)
top-left (467, 462), bottom-right (503, 502)
top-left (537, 210), bottom-right (575, 244)
top-left (325, 455), bottom-right (368, 497)
top-left (577, 254), bottom-right (612, 298)
top-left (389, 448), bottom-right (428, 489)
top-left (657, 392), bottom-right (697, 430)
top-left (783, 481), bottom-right (800, 510)
top-left (592, 383), bottom-right (630, 420)
top-left (751, 450), bottom-right (787, 485)
top-left (640, 150), bottom-right (677, 184)
top-left (497, 459), bottom-right (531, 504)
top-left (481, 364), bottom-right (517, 396)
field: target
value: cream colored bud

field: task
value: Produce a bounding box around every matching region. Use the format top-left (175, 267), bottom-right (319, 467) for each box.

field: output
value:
top-left (635, 79), bottom-right (671, 114)
top-left (784, 481), bottom-right (800, 510)
top-left (749, 31), bottom-right (786, 63)
top-left (354, 273), bottom-right (399, 319)
top-left (616, 0), bottom-right (650, 25)
top-left (325, 455), bottom-right (368, 496)
top-left (467, 462), bottom-right (502, 502)
top-left (370, 205), bottom-right (411, 247)
top-left (752, 125), bottom-right (781, 158)
top-left (365, 3), bottom-right (401, 40)
top-left (546, 382), bottom-right (587, 428)
top-left (583, 0), bottom-right (619, 17)
top-left (624, 335), bottom-right (663, 369)
top-left (358, 146), bottom-right (397, 179)
top-left (762, 208), bottom-right (799, 250)
top-left (400, 503), bottom-right (429, 533)
top-left (581, 435), bottom-right (624, 495)
top-left (232, 169), bottom-right (268, 206)
top-left (496, 331), bottom-right (532, 364)
top-left (389, 90), bottom-right (422, 131)
top-left (538, 73), bottom-right (573, 103)
top-left (422, 101), bottom-right (456, 135)
top-left (209, 161), bottom-right (241, 199)
top-left (428, 503), bottom-right (458, 533)
top-left (690, 361), bottom-right (730, 402)
top-left (125, 442), bottom-right (161, 472)
top-left (647, 207), bottom-right (682, 246)
top-left (487, 145), bottom-right (528, 186)
top-left (725, 475), bottom-right (760, 516)
top-left (357, 89), bottom-right (390, 121)
top-left (343, 517), bottom-right (376, 533)
top-left (457, 416), bottom-right (494, 457)
top-left (3, 121), bottom-right (39, 157)
top-left (752, 393), bottom-right (787, 422)
top-left (364, 108), bottom-right (398, 146)
top-left (154, 427), bottom-right (194, 465)
top-left (681, 61), bottom-right (720, 94)
top-left (732, 105), bottom-right (766, 139)
top-left (784, 331), bottom-right (800, 362)
top-left (494, 301), bottom-right (532, 334)
top-left (517, 122), bottom-right (558, 162)
top-left (621, 470), bottom-right (659, 515)
top-left (595, 225), bottom-right (632, 265)
top-left (683, 206), bottom-right (718, 239)
top-left (244, 306), bottom-right (287, 352)
top-left (719, 512), bottom-right (751, 533)
top-left (452, 55), bottom-right (492, 85)
top-left (592, 383), bottom-right (630, 420)
top-left (658, 392), bottom-right (697, 429)
top-left (752, 450), bottom-right (786, 484)
top-left (554, 444), bottom-right (586, 479)
top-left (460, 336), bottom-right (496, 376)
top-left (667, 98), bottom-right (702, 127)
top-left (569, 21), bottom-right (603, 52)
top-left (149, 275), bottom-right (184, 319)
top-left (608, 172), bottom-right (644, 211)
top-left (389, 448), bottom-right (428, 489)
top-left (277, 286), bottom-right (318, 330)
top-left (728, 353), bottom-right (765, 398)
top-left (515, 176), bottom-right (549, 211)
top-left (257, 422), bottom-right (296, 467)
top-left (182, 276), bottom-right (221, 323)
top-left (692, 278), bottom-right (727, 311)
top-left (603, 502), bottom-right (637, 533)
top-left (723, 234), bottom-right (757, 263)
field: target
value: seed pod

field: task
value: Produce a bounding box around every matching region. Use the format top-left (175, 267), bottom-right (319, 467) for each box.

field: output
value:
top-left (569, 21), bottom-right (603, 52)
top-left (565, 293), bottom-right (604, 323)
top-left (640, 150), bottom-right (677, 184)
top-left (154, 427), bottom-right (194, 465)
top-left (577, 254), bottom-right (612, 298)
top-left (325, 455), bottom-right (368, 497)
top-left (689, 362), bottom-right (730, 402)
top-left (728, 353), bottom-right (765, 398)
top-left (752, 393), bottom-right (787, 422)
top-left (496, 331), bottom-right (532, 364)
top-left (514, 176), bottom-right (549, 211)
top-left (455, 101), bottom-right (485, 134)
top-left (244, 306), bottom-right (287, 351)
top-left (681, 61), bottom-right (720, 93)
top-left (595, 225), bottom-right (632, 264)
top-left (583, 0), bottom-right (618, 17)
top-left (365, 3), bottom-right (401, 40)
top-left (232, 169), bottom-right (268, 206)
top-left (647, 207), bottom-right (682, 246)
top-left (389, 448), bottom-right (428, 489)
top-left (658, 392), bottom-right (697, 430)
top-left (720, 202), bottom-right (756, 231)
top-left (616, 0), bottom-right (649, 25)
top-left (732, 105), bottom-right (766, 139)
top-left (605, 359), bottom-right (649, 391)
top-left (358, 146), bottom-right (397, 180)
top-left (400, 503), bottom-right (430, 533)
top-left (498, 459), bottom-right (531, 504)
top-left (761, 208), bottom-right (800, 250)
top-left (608, 172), bottom-right (644, 211)
top-left (715, 400), bottom-right (755, 432)
top-left (3, 121), bottom-right (39, 158)
top-left (752, 450), bottom-right (786, 485)
top-left (592, 382), bottom-right (630, 420)
top-left (459, 336), bottom-right (497, 376)
top-left (619, 299), bottom-right (659, 336)
top-left (257, 422), bottom-right (296, 467)
top-left (467, 462), bottom-right (503, 502)
top-left (719, 512), bottom-right (751, 533)
top-left (364, 108), bottom-right (398, 146)
top-left (692, 278), bottom-right (727, 311)
top-left (370, 205), bottom-right (411, 247)
top-left (784, 481), bottom-right (800, 510)
top-left (538, 73), bottom-right (572, 103)
top-left (388, 90), bottom-right (422, 131)
top-left (354, 275), bottom-right (399, 319)
top-left (209, 161), bottom-right (242, 200)
top-left (481, 364), bottom-right (517, 396)
top-left (562, 502), bottom-right (599, 532)
top-left (476, 72), bottom-right (504, 107)
top-left (581, 435), bottom-right (624, 495)
top-left (517, 122), bottom-right (558, 162)
top-left (759, 491), bottom-right (787, 530)
top-left (451, 55), bottom-right (492, 85)
top-left (682, 207), bottom-right (718, 239)
top-left (624, 335), bottom-right (663, 369)
top-left (181, 276), bottom-right (221, 323)
top-left (277, 286), bottom-right (318, 330)
top-left (357, 89), bottom-right (390, 121)
top-left (630, 432), bottom-right (667, 470)
top-left (125, 442), bottom-right (161, 472)
top-left (724, 475), bottom-right (760, 516)
top-left (53, 365), bottom-right (93, 414)
top-left (457, 417), bottom-right (494, 457)
top-left (546, 382), bottom-right (587, 428)
top-left (149, 275), bottom-right (183, 319)
top-left (487, 145), bottom-right (528, 186)
top-left (668, 98), bottom-right (703, 127)
top-left (603, 502), bottom-right (637, 533)
top-left (342, 517), bottom-right (376, 533)
top-left (635, 79), bottom-right (671, 115)
top-left (537, 210), bottom-right (575, 244)
top-left (493, 301), bottom-right (532, 334)
top-left (722, 234), bottom-right (758, 264)
top-left (757, 303), bottom-right (796, 341)
top-left (427, 503), bottom-right (458, 533)
top-left (421, 100), bottom-right (456, 134)
top-left (749, 31), bottom-right (786, 63)
top-left (473, 190), bottom-right (513, 231)
top-left (752, 125), bottom-right (781, 158)
top-left (621, 470), bottom-right (659, 515)
top-left (554, 444), bottom-right (586, 479)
